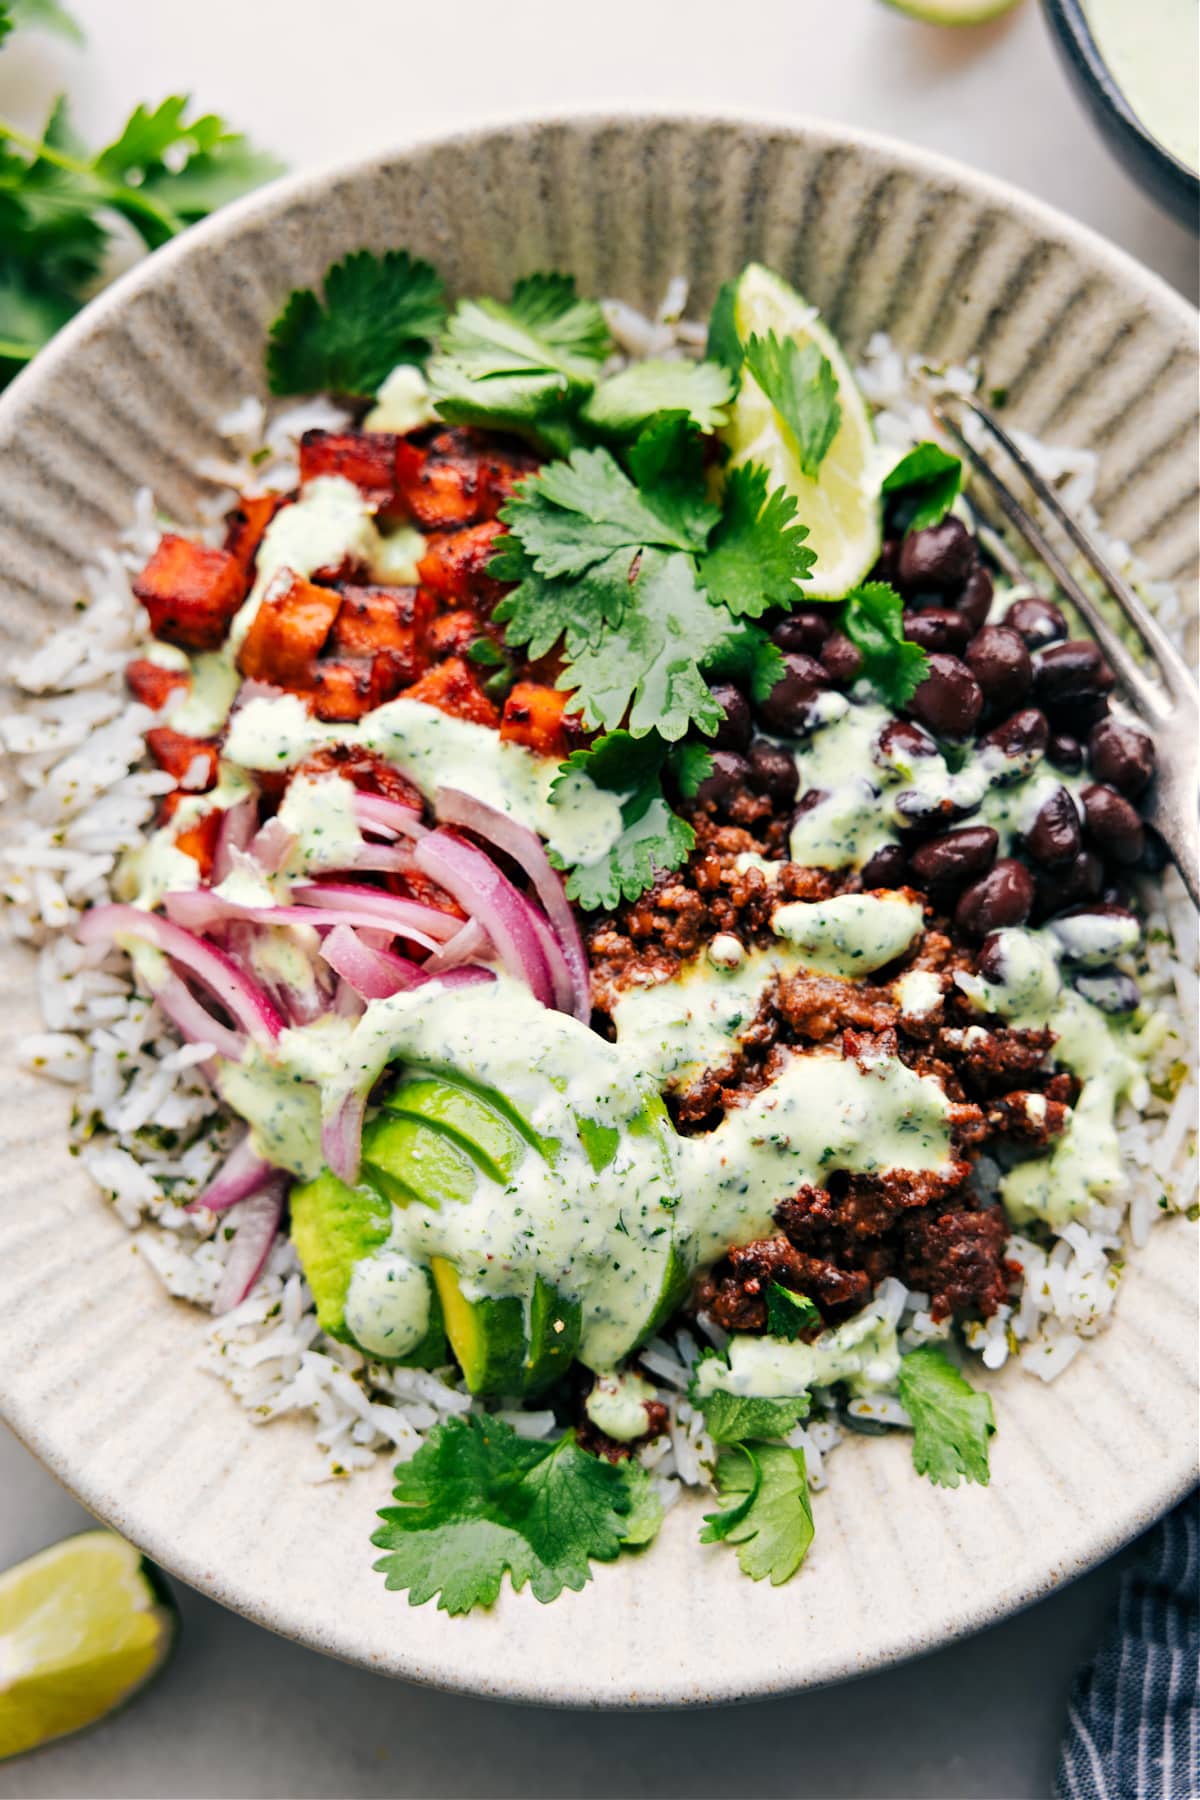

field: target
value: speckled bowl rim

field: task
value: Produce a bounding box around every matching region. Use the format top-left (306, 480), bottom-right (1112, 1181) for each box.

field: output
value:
top-left (0, 108), bottom-right (1195, 1709)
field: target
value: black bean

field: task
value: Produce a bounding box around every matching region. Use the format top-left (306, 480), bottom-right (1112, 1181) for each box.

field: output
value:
top-left (907, 653), bottom-right (983, 739)
top-left (955, 858), bottom-right (1035, 938)
top-left (793, 787), bottom-right (827, 822)
top-left (747, 739), bottom-right (799, 805)
top-left (1035, 640), bottom-right (1115, 705)
top-left (875, 718), bottom-right (940, 766)
top-left (693, 749), bottom-right (751, 808)
top-left (706, 682), bottom-right (753, 752)
top-left (956, 564), bottom-right (994, 633)
top-left (910, 825), bottom-right (999, 891)
top-left (981, 707), bottom-right (1049, 776)
top-left (861, 844), bottom-right (909, 889)
top-left (1003, 595), bottom-right (1068, 649)
top-left (897, 517), bottom-right (975, 596)
top-left (772, 610), bottom-right (832, 654)
top-left (1082, 783), bottom-right (1145, 865)
top-left (977, 932), bottom-right (1008, 984)
top-left (872, 538), bottom-right (901, 584)
top-left (1025, 785), bottom-right (1082, 866)
top-left (758, 651), bottom-right (827, 735)
top-left (965, 625), bottom-right (1033, 715)
top-left (1035, 849), bottom-right (1104, 919)
top-left (903, 607), bottom-right (972, 652)
top-left (820, 630), bottom-right (864, 687)
top-left (1049, 694), bottom-right (1111, 738)
top-left (1047, 731), bottom-right (1084, 773)
top-left (894, 786), bottom-right (979, 832)
top-left (1072, 966), bottom-right (1141, 1014)
top-left (1087, 717), bottom-right (1155, 797)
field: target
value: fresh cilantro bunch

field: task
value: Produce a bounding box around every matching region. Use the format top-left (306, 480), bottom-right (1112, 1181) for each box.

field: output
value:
top-left (371, 1414), bottom-right (659, 1613)
top-left (0, 7), bottom-right (281, 388)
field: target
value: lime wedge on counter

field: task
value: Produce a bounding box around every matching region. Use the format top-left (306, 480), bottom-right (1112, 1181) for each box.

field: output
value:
top-left (721, 263), bottom-right (882, 599)
top-left (880, 0), bottom-right (1022, 20)
top-left (0, 1530), bottom-right (176, 1760)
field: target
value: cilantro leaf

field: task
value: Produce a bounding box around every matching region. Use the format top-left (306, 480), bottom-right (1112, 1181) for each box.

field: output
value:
top-left (503, 446), bottom-right (704, 577)
top-left (706, 278), bottom-right (742, 378)
top-left (898, 1345), bottom-right (995, 1490)
top-left (701, 620), bottom-right (784, 705)
top-left (839, 581), bottom-right (929, 708)
top-left (582, 358), bottom-right (734, 437)
top-left (551, 735), bottom-right (695, 911)
top-left (371, 1415), bottom-right (647, 1613)
top-left (696, 1386), bottom-right (810, 1446)
top-left (93, 97), bottom-right (281, 237)
top-left (428, 274), bottom-right (609, 451)
top-left (267, 249), bottom-right (444, 398)
top-left (625, 413), bottom-right (720, 544)
top-left (699, 462), bottom-right (815, 616)
top-left (668, 740), bottom-right (714, 800)
top-left (703, 1443), bottom-right (814, 1584)
top-left (764, 1284), bottom-right (821, 1340)
top-left (882, 440), bottom-right (962, 533)
top-left (743, 331), bottom-right (841, 479)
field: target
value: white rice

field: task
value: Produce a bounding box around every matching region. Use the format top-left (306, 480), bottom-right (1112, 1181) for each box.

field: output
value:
top-left (2, 289), bottom-right (1195, 1492)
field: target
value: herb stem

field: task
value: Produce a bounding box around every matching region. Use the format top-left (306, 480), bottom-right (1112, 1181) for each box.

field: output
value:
top-left (0, 115), bottom-right (185, 246)
top-left (0, 338), bottom-right (38, 363)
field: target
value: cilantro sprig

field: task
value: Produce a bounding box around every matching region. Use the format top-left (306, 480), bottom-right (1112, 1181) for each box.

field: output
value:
top-left (0, 26), bottom-right (280, 388)
top-left (897, 1345), bottom-right (995, 1489)
top-left (371, 1415), bottom-right (658, 1614)
top-left (701, 1442), bottom-right (815, 1584)
top-left (267, 250), bottom-right (445, 397)
top-left (764, 1284), bottom-right (821, 1340)
top-left (549, 730), bottom-right (695, 910)
top-left (839, 581), bottom-right (929, 708)
top-left (882, 440), bottom-right (962, 533)
top-left (743, 330), bottom-right (841, 478)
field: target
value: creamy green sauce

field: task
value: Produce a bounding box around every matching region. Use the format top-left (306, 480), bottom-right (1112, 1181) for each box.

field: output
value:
top-left (695, 1308), bottom-right (901, 1399)
top-left (364, 365), bottom-right (437, 435)
top-left (956, 926), bottom-right (1159, 1226)
top-left (121, 763), bottom-right (255, 908)
top-left (344, 1250), bottom-right (431, 1358)
top-left (167, 653), bottom-right (241, 739)
top-left (773, 891), bottom-right (923, 975)
top-left (585, 1370), bottom-right (658, 1440)
top-left (276, 773), bottom-right (364, 875)
top-left (1088, 0), bottom-right (1199, 173)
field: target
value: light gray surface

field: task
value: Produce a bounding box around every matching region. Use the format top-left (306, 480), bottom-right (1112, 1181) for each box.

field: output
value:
top-left (0, 0), bottom-right (1192, 1793)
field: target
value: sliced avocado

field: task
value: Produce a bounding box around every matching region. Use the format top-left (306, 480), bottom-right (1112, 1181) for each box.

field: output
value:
top-left (383, 1075), bottom-right (525, 1181)
top-left (391, 1067), bottom-right (561, 1167)
top-left (361, 1111), bottom-right (481, 1209)
top-left (289, 1169), bottom-right (446, 1366)
top-left (431, 1256), bottom-right (528, 1394)
top-left (524, 1276), bottom-right (582, 1394)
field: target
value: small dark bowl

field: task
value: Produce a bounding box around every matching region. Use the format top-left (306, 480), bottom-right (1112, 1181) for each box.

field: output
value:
top-left (1042, 0), bottom-right (1199, 230)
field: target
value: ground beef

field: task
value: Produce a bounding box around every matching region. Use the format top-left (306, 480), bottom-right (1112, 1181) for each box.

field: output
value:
top-left (696, 1234), bottom-right (871, 1332)
top-left (896, 1205), bottom-right (1019, 1321)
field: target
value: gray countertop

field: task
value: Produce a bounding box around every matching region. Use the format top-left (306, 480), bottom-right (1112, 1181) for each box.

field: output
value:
top-left (0, 2), bottom-right (1191, 1793)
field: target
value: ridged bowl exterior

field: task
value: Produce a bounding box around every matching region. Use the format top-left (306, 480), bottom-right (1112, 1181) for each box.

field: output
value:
top-left (0, 115), bottom-right (1195, 1707)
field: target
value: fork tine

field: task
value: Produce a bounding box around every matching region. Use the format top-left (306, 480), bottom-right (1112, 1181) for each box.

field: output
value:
top-left (931, 404), bottom-right (1171, 722)
top-left (935, 392), bottom-right (1197, 712)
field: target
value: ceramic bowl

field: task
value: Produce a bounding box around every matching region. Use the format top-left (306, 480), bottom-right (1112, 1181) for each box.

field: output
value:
top-left (0, 113), bottom-right (1195, 1707)
top-left (1042, 0), bottom-right (1200, 230)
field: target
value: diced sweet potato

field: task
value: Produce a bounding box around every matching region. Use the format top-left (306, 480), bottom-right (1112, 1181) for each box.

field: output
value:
top-left (383, 868), bottom-right (467, 919)
top-left (417, 521), bottom-right (510, 609)
top-left (224, 492), bottom-right (290, 572)
top-left (157, 792), bottom-right (221, 879)
top-left (428, 609), bottom-right (484, 658)
top-left (145, 727), bottom-right (219, 790)
top-left (394, 429), bottom-right (537, 530)
top-left (309, 656), bottom-right (398, 723)
top-left (293, 745), bottom-right (424, 810)
top-left (133, 534), bottom-right (248, 651)
top-left (299, 430), bottom-right (399, 511)
top-left (400, 656), bottom-right (500, 728)
top-left (125, 659), bottom-right (189, 710)
top-left (237, 569), bottom-right (341, 686)
top-left (329, 585), bottom-right (435, 683)
top-left (499, 682), bottom-right (576, 759)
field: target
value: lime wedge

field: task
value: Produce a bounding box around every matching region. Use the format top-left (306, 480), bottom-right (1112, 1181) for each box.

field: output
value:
top-left (0, 1531), bottom-right (176, 1761)
top-left (721, 263), bottom-right (882, 599)
top-left (880, 0), bottom-right (1021, 19)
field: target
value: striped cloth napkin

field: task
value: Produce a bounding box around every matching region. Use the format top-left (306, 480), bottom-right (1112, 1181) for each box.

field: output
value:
top-left (1056, 1491), bottom-right (1198, 1800)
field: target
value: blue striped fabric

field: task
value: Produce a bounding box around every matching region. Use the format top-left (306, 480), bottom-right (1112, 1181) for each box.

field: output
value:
top-left (1056, 1491), bottom-right (1199, 1800)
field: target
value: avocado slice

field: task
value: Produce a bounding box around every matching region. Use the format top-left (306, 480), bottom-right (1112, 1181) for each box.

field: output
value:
top-left (524, 1275), bottom-right (582, 1393)
top-left (382, 1075), bottom-right (526, 1180)
top-left (430, 1256), bottom-right (528, 1394)
top-left (361, 1111), bottom-right (481, 1210)
top-left (289, 1169), bottom-right (446, 1366)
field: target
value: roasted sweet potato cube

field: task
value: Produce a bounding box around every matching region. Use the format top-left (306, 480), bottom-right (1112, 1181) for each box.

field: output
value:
top-left (145, 727), bottom-right (219, 790)
top-left (400, 655), bottom-right (500, 728)
top-left (417, 521), bottom-right (509, 609)
top-left (237, 568), bottom-right (341, 686)
top-left (394, 428), bottom-right (537, 530)
top-left (292, 744), bottom-right (424, 810)
top-left (299, 430), bottom-right (399, 511)
top-left (309, 656), bottom-right (398, 723)
top-left (500, 682), bottom-right (576, 759)
top-left (428, 609), bottom-right (483, 658)
top-left (329, 584), bottom-right (435, 682)
top-left (175, 807), bottom-right (222, 879)
top-left (224, 492), bottom-right (290, 573)
top-left (125, 658), bottom-right (189, 711)
top-left (133, 534), bottom-right (248, 651)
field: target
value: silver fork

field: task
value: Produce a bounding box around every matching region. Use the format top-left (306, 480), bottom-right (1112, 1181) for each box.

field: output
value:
top-left (926, 389), bottom-right (1199, 912)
